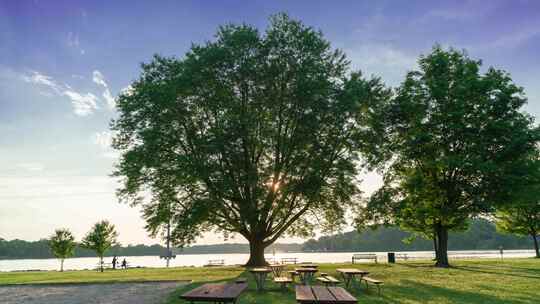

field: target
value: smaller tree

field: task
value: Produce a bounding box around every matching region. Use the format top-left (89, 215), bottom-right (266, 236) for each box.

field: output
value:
top-left (496, 205), bottom-right (540, 258)
top-left (48, 229), bottom-right (76, 272)
top-left (81, 220), bottom-right (118, 272)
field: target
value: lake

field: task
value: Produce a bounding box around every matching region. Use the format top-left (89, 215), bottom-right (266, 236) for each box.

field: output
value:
top-left (0, 249), bottom-right (535, 272)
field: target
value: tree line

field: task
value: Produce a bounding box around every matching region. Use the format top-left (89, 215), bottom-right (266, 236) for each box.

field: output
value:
top-left (302, 219), bottom-right (534, 252)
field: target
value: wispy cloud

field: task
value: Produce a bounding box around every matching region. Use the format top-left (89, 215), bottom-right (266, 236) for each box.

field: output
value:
top-left (346, 43), bottom-right (417, 86)
top-left (422, 0), bottom-right (501, 21)
top-left (67, 32), bottom-right (85, 55)
top-left (16, 163), bottom-right (45, 172)
top-left (21, 71), bottom-right (62, 95)
top-left (64, 91), bottom-right (99, 116)
top-left (22, 71), bottom-right (99, 116)
top-left (92, 70), bottom-right (116, 109)
top-left (93, 131), bottom-right (119, 159)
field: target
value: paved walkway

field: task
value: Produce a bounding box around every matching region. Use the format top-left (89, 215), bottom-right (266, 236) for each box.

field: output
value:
top-left (0, 281), bottom-right (187, 304)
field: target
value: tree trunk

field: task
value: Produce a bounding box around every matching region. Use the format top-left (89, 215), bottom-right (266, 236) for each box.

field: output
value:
top-left (99, 256), bottom-right (104, 273)
top-left (60, 258), bottom-right (64, 272)
top-left (532, 234), bottom-right (539, 258)
top-left (433, 233), bottom-right (439, 261)
top-left (435, 224), bottom-right (450, 268)
top-left (245, 238), bottom-right (268, 267)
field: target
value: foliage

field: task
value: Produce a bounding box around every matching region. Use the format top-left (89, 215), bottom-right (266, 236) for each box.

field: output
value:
top-left (357, 45), bottom-right (540, 267)
top-left (81, 220), bottom-right (118, 272)
top-left (112, 13), bottom-right (390, 265)
top-left (48, 228), bottom-right (76, 271)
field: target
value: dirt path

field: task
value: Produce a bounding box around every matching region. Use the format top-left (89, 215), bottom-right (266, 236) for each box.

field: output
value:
top-left (0, 281), bottom-right (187, 304)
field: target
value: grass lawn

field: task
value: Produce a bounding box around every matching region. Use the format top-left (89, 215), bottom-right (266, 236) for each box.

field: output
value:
top-left (1, 258), bottom-right (539, 303)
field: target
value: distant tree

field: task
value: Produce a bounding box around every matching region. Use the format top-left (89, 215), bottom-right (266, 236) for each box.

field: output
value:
top-left (48, 229), bottom-right (76, 272)
top-left (496, 207), bottom-right (540, 257)
top-left (142, 183), bottom-right (176, 267)
top-left (356, 46), bottom-right (540, 267)
top-left (81, 220), bottom-right (118, 272)
top-left (112, 13), bottom-right (389, 265)
top-left (495, 157), bottom-right (540, 258)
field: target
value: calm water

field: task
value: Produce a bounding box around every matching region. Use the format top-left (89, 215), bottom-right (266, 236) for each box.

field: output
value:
top-left (0, 250), bottom-right (535, 272)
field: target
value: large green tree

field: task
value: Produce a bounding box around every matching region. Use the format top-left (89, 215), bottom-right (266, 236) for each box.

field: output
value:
top-left (112, 14), bottom-right (389, 266)
top-left (357, 46), bottom-right (540, 267)
top-left (48, 228), bottom-right (76, 272)
top-left (81, 220), bottom-right (118, 272)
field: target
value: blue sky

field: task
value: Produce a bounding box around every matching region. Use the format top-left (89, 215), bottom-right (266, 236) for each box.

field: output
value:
top-left (1, 0), bottom-right (539, 245)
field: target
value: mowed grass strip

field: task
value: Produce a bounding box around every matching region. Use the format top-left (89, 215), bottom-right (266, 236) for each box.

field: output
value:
top-left (1, 259), bottom-right (539, 303)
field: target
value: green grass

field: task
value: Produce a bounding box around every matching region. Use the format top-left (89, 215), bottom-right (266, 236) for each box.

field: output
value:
top-left (1, 259), bottom-right (539, 303)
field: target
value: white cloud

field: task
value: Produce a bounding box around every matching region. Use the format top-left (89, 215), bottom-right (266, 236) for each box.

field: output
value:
top-left (64, 91), bottom-right (99, 116)
top-left (93, 131), bottom-right (119, 158)
top-left (93, 70), bottom-right (116, 109)
top-left (16, 163), bottom-right (45, 172)
top-left (120, 85), bottom-right (134, 97)
top-left (21, 71), bottom-right (62, 94)
top-left (22, 70), bottom-right (100, 116)
top-left (93, 131), bottom-right (113, 149)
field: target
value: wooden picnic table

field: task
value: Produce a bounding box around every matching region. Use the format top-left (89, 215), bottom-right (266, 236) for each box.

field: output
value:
top-left (296, 285), bottom-right (357, 304)
top-left (181, 282), bottom-right (248, 303)
top-left (299, 263), bottom-right (318, 268)
top-left (295, 267), bottom-right (318, 285)
top-left (336, 268), bottom-right (369, 289)
top-left (249, 268), bottom-right (272, 291)
top-left (269, 264), bottom-right (286, 277)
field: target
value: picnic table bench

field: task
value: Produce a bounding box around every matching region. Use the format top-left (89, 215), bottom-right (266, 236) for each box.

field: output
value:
top-left (204, 259), bottom-right (225, 267)
top-left (316, 275), bottom-right (341, 286)
top-left (362, 276), bottom-right (384, 295)
top-left (352, 253), bottom-right (378, 264)
top-left (181, 282), bottom-right (248, 303)
top-left (288, 270), bottom-right (299, 282)
top-left (336, 268), bottom-right (369, 289)
top-left (296, 286), bottom-right (357, 304)
top-left (274, 276), bottom-right (293, 291)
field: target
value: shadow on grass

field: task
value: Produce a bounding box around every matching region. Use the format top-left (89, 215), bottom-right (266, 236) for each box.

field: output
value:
top-left (452, 265), bottom-right (540, 280)
top-left (383, 280), bottom-right (537, 304)
top-left (164, 269), bottom-right (298, 304)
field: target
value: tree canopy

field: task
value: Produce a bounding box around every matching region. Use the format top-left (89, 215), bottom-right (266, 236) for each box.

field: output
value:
top-left (356, 46), bottom-right (540, 267)
top-left (81, 220), bottom-right (118, 272)
top-left (112, 13), bottom-right (389, 265)
top-left (48, 228), bottom-right (76, 272)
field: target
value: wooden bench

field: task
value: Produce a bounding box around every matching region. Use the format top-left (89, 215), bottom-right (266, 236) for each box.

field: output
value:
top-left (396, 253), bottom-right (409, 261)
top-left (274, 276), bottom-right (293, 291)
top-left (296, 286), bottom-right (357, 304)
top-left (352, 254), bottom-right (378, 264)
top-left (281, 257), bottom-right (298, 264)
top-left (316, 275), bottom-right (341, 287)
top-left (362, 276), bottom-right (383, 295)
top-left (204, 259), bottom-right (225, 267)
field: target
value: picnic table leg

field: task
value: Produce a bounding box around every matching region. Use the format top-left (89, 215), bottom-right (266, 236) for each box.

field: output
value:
top-left (340, 273), bottom-right (351, 289)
